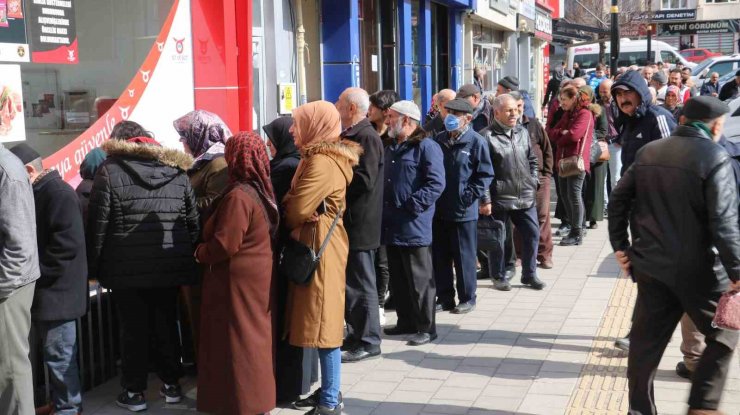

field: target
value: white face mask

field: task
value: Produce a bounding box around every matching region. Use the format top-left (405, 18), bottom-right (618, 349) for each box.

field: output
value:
top-left (388, 117), bottom-right (404, 139)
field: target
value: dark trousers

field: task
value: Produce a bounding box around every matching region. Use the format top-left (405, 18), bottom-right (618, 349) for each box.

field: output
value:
top-left (113, 288), bottom-right (182, 392)
top-left (504, 219), bottom-right (517, 270)
top-left (345, 250), bottom-right (381, 350)
top-left (432, 219), bottom-right (478, 305)
top-left (375, 245), bottom-right (390, 307)
top-left (489, 207), bottom-right (539, 280)
top-left (558, 172), bottom-right (586, 232)
top-left (553, 171), bottom-right (568, 224)
top-left (628, 271), bottom-right (738, 414)
top-left (387, 245), bottom-right (436, 335)
top-left (516, 178), bottom-right (554, 263)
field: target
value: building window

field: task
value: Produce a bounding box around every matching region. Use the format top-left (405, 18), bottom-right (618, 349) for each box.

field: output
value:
top-left (704, 0), bottom-right (738, 3)
top-left (661, 0), bottom-right (688, 8)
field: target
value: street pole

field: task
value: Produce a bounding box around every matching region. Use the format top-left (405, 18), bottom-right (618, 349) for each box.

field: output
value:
top-left (295, 0), bottom-right (308, 105)
top-left (646, 24), bottom-right (652, 63)
top-left (610, 0), bottom-right (619, 76)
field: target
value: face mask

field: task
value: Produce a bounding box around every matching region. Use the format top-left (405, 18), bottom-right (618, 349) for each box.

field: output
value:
top-left (444, 114), bottom-right (460, 132)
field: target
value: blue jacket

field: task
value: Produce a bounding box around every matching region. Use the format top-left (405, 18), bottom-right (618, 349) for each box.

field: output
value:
top-left (521, 90), bottom-right (536, 120)
top-left (613, 70), bottom-right (677, 174)
top-left (700, 81), bottom-right (720, 96)
top-left (588, 73), bottom-right (607, 98)
top-left (433, 127), bottom-right (494, 222)
top-left (382, 131), bottom-right (445, 246)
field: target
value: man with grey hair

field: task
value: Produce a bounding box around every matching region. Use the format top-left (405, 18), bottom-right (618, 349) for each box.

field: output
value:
top-left (700, 72), bottom-right (720, 97)
top-left (423, 89), bottom-right (456, 136)
top-left (0, 143), bottom-right (40, 415)
top-left (336, 87), bottom-right (385, 362)
top-left (481, 95), bottom-right (544, 291)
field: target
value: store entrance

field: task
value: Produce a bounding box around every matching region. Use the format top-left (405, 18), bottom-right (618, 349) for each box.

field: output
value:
top-left (431, 3), bottom-right (449, 93)
top-left (360, 0), bottom-right (397, 94)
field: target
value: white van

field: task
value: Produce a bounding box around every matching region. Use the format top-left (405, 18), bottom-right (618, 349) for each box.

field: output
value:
top-left (567, 39), bottom-right (695, 71)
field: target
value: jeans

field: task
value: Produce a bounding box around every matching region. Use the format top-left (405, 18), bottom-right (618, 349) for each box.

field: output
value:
top-left (36, 320), bottom-right (82, 415)
top-left (345, 250), bottom-right (381, 351)
top-left (318, 348), bottom-right (341, 408)
top-left (558, 172), bottom-right (586, 232)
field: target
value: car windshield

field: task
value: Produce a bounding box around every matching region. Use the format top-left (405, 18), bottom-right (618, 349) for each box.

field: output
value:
top-left (719, 71), bottom-right (736, 85)
top-left (692, 58), bottom-right (716, 76)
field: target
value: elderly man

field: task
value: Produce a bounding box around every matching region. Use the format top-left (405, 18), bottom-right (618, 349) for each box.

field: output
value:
top-left (457, 84), bottom-right (492, 132)
top-left (718, 69), bottom-right (740, 101)
top-left (0, 143), bottom-right (40, 415)
top-left (336, 87), bottom-right (385, 363)
top-left (481, 94), bottom-right (544, 291)
top-left (496, 76), bottom-right (536, 119)
top-left (641, 66), bottom-right (654, 84)
top-left (423, 89), bottom-right (456, 136)
top-left (650, 71), bottom-right (668, 104)
top-left (700, 72), bottom-right (720, 97)
top-left (432, 98), bottom-right (494, 314)
top-left (608, 96), bottom-right (740, 415)
top-left (381, 101), bottom-right (445, 346)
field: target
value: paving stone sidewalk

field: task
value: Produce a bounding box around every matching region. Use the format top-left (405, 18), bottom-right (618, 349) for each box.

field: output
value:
top-left (83, 223), bottom-right (739, 415)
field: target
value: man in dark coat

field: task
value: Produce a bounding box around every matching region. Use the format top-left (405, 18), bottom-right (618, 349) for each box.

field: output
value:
top-left (422, 89), bottom-right (456, 137)
top-left (336, 87), bottom-right (385, 363)
top-left (433, 98), bottom-right (494, 314)
top-left (496, 76), bottom-right (536, 119)
top-left (88, 129), bottom-right (200, 411)
top-left (10, 143), bottom-right (87, 415)
top-left (718, 69), bottom-right (740, 102)
top-left (457, 84), bottom-right (492, 132)
top-left (381, 100), bottom-right (445, 346)
top-left (608, 96), bottom-right (740, 415)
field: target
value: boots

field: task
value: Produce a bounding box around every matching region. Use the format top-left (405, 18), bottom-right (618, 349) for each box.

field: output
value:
top-left (560, 228), bottom-right (583, 246)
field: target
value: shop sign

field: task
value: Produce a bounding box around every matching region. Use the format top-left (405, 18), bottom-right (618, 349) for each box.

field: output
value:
top-left (489, 0), bottom-right (510, 15)
top-left (0, 64), bottom-right (25, 142)
top-left (27, 0), bottom-right (78, 64)
top-left (535, 8), bottom-right (552, 41)
top-left (0, 0), bottom-right (30, 63)
top-left (659, 19), bottom-right (740, 35)
top-left (649, 9), bottom-right (696, 21)
top-left (278, 83), bottom-right (297, 115)
top-left (518, 14), bottom-right (535, 34)
top-left (519, 0), bottom-right (536, 20)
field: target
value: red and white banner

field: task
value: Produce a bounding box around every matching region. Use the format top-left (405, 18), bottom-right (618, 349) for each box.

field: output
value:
top-left (43, 0), bottom-right (194, 186)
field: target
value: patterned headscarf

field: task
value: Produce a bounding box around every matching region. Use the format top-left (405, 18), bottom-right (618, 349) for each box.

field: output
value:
top-left (224, 132), bottom-right (279, 231)
top-left (173, 110), bottom-right (232, 159)
top-left (291, 101), bottom-right (341, 148)
top-left (578, 85), bottom-right (596, 108)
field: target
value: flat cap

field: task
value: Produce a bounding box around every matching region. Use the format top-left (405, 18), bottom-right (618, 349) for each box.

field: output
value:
top-left (457, 84), bottom-right (481, 98)
top-left (651, 71), bottom-right (667, 85)
top-left (389, 100), bottom-right (421, 121)
top-left (9, 143), bottom-right (41, 165)
top-left (444, 98), bottom-right (474, 114)
top-left (682, 96), bottom-right (730, 120)
top-left (498, 76), bottom-right (520, 91)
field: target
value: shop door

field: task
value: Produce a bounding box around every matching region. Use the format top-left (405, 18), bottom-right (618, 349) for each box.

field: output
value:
top-left (252, 0), bottom-right (266, 133)
top-left (380, 0), bottom-right (398, 91)
top-left (359, 0), bottom-right (381, 93)
top-left (431, 4), bottom-right (449, 92)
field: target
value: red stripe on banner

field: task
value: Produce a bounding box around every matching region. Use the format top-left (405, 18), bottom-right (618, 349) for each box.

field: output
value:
top-left (31, 38), bottom-right (80, 64)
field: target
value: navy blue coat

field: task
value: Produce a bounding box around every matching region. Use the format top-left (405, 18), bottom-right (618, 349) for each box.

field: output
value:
top-left (382, 131), bottom-right (445, 246)
top-left (433, 127), bottom-right (494, 222)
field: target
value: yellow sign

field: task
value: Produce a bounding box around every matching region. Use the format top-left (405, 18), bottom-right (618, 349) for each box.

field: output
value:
top-left (279, 83), bottom-right (297, 115)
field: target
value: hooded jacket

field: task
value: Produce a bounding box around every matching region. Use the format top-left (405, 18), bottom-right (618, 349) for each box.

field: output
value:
top-left (609, 125), bottom-right (740, 290)
top-left (612, 70), bottom-right (676, 173)
top-left (86, 139), bottom-right (200, 289)
top-left (382, 129), bottom-right (445, 246)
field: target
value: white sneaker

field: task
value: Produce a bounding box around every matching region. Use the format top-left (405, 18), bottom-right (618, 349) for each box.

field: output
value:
top-left (379, 307), bottom-right (386, 326)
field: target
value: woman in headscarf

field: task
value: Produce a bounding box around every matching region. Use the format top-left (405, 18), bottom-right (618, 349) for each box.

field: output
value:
top-left (585, 86), bottom-right (608, 229)
top-left (263, 116), bottom-right (300, 206)
top-left (283, 101), bottom-right (362, 415)
top-left (195, 132), bottom-right (278, 415)
top-left (174, 109), bottom-right (232, 216)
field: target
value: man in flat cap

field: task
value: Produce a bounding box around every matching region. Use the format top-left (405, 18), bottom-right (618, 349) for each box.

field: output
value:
top-left (381, 100), bottom-right (445, 346)
top-left (496, 76), bottom-right (536, 119)
top-left (608, 95), bottom-right (740, 415)
top-left (432, 98), bottom-right (493, 314)
top-left (718, 69), bottom-right (740, 102)
top-left (457, 84), bottom-right (491, 133)
top-left (10, 143), bottom-right (87, 415)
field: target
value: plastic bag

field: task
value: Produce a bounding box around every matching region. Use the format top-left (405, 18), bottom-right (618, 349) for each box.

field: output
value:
top-left (712, 290), bottom-right (740, 331)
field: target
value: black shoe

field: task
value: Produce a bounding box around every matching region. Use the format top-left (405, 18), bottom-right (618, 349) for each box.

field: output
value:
top-left (614, 337), bottom-right (630, 351)
top-left (504, 268), bottom-right (516, 280)
top-left (676, 362), bottom-right (693, 380)
top-left (406, 332), bottom-right (437, 346)
top-left (294, 389), bottom-right (344, 410)
top-left (341, 338), bottom-right (357, 351)
top-left (452, 301), bottom-right (476, 314)
top-left (476, 268), bottom-right (489, 280)
top-left (341, 347), bottom-right (381, 363)
top-left (555, 224), bottom-right (571, 237)
top-left (435, 301), bottom-right (455, 312)
top-left (521, 275), bottom-right (546, 290)
top-left (160, 383), bottom-right (182, 404)
top-left (560, 230), bottom-right (583, 246)
top-left (384, 325), bottom-right (416, 336)
top-left (492, 278), bottom-right (512, 291)
top-left (116, 391), bottom-right (147, 412)
top-left (306, 404), bottom-right (343, 415)
top-left (588, 221), bottom-right (598, 229)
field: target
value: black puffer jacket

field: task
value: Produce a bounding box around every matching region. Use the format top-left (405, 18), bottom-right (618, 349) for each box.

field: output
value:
top-left (481, 120), bottom-right (539, 211)
top-left (609, 125), bottom-right (740, 290)
top-left (87, 139), bottom-right (200, 289)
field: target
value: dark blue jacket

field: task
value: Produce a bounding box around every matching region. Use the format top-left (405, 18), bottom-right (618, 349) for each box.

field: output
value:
top-left (613, 70), bottom-right (677, 174)
top-left (521, 90), bottom-right (536, 120)
top-left (719, 136), bottom-right (740, 192)
top-left (433, 127), bottom-right (494, 222)
top-left (700, 81), bottom-right (720, 96)
top-left (382, 131), bottom-right (445, 246)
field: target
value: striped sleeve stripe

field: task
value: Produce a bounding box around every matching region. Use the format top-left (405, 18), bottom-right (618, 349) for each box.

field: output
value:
top-left (656, 115), bottom-right (671, 138)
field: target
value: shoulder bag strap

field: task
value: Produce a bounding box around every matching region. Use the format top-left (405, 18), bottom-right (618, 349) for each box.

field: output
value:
top-left (315, 205), bottom-right (344, 260)
top-left (577, 115), bottom-right (592, 158)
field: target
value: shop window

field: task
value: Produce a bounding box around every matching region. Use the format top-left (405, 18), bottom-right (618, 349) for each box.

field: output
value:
top-left (430, 3), bottom-right (449, 93)
top-left (359, 0), bottom-right (381, 94)
top-left (705, 0), bottom-right (738, 3)
top-left (410, 0), bottom-right (421, 107)
top-left (661, 0), bottom-right (688, 8)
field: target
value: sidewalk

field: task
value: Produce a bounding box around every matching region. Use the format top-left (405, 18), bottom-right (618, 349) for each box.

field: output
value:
top-left (82, 223), bottom-right (739, 415)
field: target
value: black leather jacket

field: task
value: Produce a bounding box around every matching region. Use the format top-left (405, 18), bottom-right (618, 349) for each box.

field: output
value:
top-left (481, 121), bottom-right (539, 211)
top-left (608, 125), bottom-right (740, 290)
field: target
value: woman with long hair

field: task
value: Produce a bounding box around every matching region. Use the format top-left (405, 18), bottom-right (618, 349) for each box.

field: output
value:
top-left (283, 101), bottom-right (362, 415)
top-left (195, 132), bottom-right (279, 415)
top-left (549, 85), bottom-right (601, 246)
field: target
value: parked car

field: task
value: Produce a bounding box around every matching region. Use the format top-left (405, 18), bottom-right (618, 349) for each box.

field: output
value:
top-left (567, 39), bottom-right (694, 71)
top-left (691, 54), bottom-right (740, 87)
top-left (723, 95), bottom-right (740, 143)
top-left (680, 48), bottom-right (722, 63)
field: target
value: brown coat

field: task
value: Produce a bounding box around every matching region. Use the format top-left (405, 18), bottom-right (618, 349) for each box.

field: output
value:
top-left (283, 140), bottom-right (362, 348)
top-left (189, 156), bottom-right (229, 215)
top-left (195, 186), bottom-right (276, 415)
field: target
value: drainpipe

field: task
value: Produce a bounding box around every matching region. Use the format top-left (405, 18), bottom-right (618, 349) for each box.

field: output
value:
top-left (295, 0), bottom-right (308, 105)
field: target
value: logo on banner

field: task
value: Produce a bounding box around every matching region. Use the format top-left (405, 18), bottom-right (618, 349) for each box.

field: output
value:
top-left (172, 37), bottom-right (189, 63)
top-left (157, 41), bottom-right (165, 52)
top-left (67, 49), bottom-right (76, 63)
top-left (119, 106), bottom-right (131, 120)
top-left (140, 70), bottom-right (151, 83)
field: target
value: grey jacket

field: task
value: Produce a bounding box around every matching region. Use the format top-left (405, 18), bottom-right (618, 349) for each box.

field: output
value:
top-left (0, 144), bottom-right (40, 299)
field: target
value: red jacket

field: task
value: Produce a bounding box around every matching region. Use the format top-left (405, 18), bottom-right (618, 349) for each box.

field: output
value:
top-left (549, 107), bottom-right (594, 174)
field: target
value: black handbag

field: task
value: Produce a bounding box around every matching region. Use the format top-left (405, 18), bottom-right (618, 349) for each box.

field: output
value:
top-left (477, 215), bottom-right (505, 251)
top-left (279, 206), bottom-right (344, 286)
